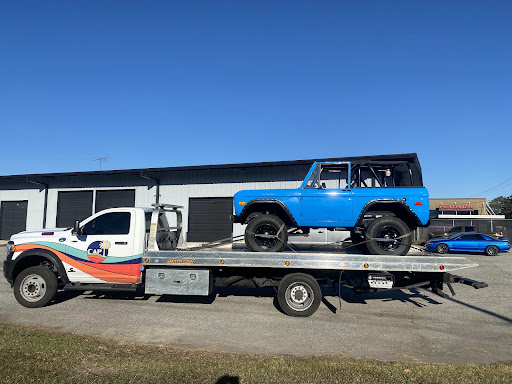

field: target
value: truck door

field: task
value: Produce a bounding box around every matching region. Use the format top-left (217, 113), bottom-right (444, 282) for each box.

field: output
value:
top-left (64, 210), bottom-right (140, 284)
top-left (300, 163), bottom-right (353, 227)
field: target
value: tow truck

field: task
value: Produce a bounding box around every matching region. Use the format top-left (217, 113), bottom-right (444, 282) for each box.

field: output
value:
top-left (3, 204), bottom-right (487, 317)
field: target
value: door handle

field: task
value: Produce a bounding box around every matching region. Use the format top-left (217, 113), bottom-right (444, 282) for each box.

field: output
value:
top-left (115, 242), bottom-right (128, 245)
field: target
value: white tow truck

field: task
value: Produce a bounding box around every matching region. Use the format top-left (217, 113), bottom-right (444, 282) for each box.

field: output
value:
top-left (3, 204), bottom-right (487, 317)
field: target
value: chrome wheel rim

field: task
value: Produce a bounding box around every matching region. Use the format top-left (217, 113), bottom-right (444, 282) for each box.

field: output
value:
top-left (20, 274), bottom-right (47, 302)
top-left (437, 244), bottom-right (448, 254)
top-left (285, 282), bottom-right (314, 311)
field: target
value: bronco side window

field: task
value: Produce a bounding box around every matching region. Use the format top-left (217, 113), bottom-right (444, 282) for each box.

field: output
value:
top-left (305, 164), bottom-right (349, 189)
top-left (82, 212), bottom-right (131, 235)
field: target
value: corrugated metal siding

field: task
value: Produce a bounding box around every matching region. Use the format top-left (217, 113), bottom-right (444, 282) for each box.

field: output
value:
top-left (95, 189), bottom-right (135, 212)
top-left (0, 165), bottom-right (304, 238)
top-left (188, 197), bottom-right (233, 242)
top-left (56, 190), bottom-right (94, 227)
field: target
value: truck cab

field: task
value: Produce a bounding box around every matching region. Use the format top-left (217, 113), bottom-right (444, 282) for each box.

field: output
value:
top-left (3, 205), bottom-right (182, 307)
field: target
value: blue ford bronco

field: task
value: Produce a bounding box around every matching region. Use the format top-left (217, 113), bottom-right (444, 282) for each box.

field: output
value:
top-left (233, 154), bottom-right (430, 255)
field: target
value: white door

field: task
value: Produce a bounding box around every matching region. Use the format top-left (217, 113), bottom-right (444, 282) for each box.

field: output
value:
top-left (64, 211), bottom-right (139, 283)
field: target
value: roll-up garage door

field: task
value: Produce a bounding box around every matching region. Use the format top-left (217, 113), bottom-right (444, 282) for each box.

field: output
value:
top-left (57, 191), bottom-right (93, 228)
top-left (0, 201), bottom-right (28, 240)
top-left (187, 197), bottom-right (233, 242)
top-left (95, 189), bottom-right (135, 212)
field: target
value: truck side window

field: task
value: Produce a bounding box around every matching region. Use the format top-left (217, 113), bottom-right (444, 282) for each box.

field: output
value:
top-left (82, 212), bottom-right (131, 236)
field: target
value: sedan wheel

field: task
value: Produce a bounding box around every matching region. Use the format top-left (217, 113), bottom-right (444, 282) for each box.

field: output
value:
top-left (485, 245), bottom-right (499, 256)
top-left (436, 243), bottom-right (449, 254)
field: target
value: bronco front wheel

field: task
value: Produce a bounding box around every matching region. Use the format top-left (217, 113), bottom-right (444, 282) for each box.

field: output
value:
top-left (245, 214), bottom-right (288, 252)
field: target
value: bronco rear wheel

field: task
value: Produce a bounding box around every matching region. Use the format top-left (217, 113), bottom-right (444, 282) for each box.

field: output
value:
top-left (365, 217), bottom-right (412, 256)
top-left (245, 214), bottom-right (288, 252)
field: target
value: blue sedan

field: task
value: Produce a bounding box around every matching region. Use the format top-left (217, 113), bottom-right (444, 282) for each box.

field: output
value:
top-left (426, 233), bottom-right (510, 256)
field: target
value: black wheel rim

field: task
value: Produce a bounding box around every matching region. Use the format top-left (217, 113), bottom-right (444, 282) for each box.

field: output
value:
top-left (254, 224), bottom-right (280, 249)
top-left (375, 226), bottom-right (402, 252)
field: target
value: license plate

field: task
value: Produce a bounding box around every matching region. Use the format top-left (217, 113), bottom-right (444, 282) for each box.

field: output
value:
top-left (368, 274), bottom-right (394, 289)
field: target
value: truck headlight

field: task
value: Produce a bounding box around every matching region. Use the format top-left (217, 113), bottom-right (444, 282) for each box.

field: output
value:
top-left (6, 241), bottom-right (15, 259)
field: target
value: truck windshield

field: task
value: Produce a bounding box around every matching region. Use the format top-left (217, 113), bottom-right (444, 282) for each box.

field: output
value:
top-left (304, 164), bottom-right (322, 189)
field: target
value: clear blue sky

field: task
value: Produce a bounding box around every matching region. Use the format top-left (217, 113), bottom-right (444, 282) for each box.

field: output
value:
top-left (1, 1), bottom-right (511, 200)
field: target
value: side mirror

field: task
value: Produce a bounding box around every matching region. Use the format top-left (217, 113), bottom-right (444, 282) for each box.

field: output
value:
top-left (73, 220), bottom-right (81, 235)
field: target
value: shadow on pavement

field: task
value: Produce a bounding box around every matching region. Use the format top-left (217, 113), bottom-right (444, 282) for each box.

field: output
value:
top-left (445, 296), bottom-right (512, 324)
top-left (48, 283), bottom-right (511, 324)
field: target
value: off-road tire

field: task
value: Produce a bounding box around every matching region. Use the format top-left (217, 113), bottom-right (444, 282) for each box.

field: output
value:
top-left (13, 266), bottom-right (58, 308)
top-left (245, 214), bottom-right (288, 252)
top-left (436, 243), bottom-right (449, 254)
top-left (485, 245), bottom-right (499, 256)
top-left (365, 217), bottom-right (412, 256)
top-left (277, 273), bottom-right (322, 317)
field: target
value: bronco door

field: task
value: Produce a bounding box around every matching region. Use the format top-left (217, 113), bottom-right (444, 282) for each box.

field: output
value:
top-left (64, 210), bottom-right (140, 283)
top-left (300, 163), bottom-right (353, 227)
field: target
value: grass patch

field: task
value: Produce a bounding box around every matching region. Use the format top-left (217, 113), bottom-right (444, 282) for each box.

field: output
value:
top-left (0, 323), bottom-right (510, 384)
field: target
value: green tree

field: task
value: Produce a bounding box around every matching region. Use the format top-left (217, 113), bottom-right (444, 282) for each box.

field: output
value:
top-left (489, 195), bottom-right (512, 218)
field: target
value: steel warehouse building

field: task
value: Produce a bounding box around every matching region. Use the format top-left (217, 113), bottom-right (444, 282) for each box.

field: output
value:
top-left (0, 153), bottom-right (423, 241)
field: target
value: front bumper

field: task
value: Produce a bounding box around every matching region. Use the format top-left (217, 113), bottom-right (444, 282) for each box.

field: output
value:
top-left (425, 244), bottom-right (436, 252)
top-left (3, 259), bottom-right (14, 287)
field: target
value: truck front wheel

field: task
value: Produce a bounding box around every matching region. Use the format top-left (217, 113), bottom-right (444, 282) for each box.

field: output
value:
top-left (13, 266), bottom-right (58, 308)
top-left (365, 217), bottom-right (412, 256)
top-left (277, 273), bottom-right (322, 317)
top-left (245, 214), bottom-right (288, 252)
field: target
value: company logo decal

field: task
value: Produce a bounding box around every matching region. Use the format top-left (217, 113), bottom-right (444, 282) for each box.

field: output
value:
top-left (87, 240), bottom-right (111, 263)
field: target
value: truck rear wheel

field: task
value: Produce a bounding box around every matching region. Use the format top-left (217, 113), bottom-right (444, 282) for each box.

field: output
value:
top-left (245, 214), bottom-right (288, 252)
top-left (277, 273), bottom-right (321, 317)
top-left (13, 266), bottom-right (58, 308)
top-left (365, 217), bottom-right (412, 256)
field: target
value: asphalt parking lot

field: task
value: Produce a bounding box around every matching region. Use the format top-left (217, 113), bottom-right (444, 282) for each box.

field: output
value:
top-left (1, 246), bottom-right (511, 364)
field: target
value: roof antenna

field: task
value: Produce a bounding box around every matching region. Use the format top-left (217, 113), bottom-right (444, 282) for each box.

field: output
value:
top-left (94, 155), bottom-right (108, 171)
